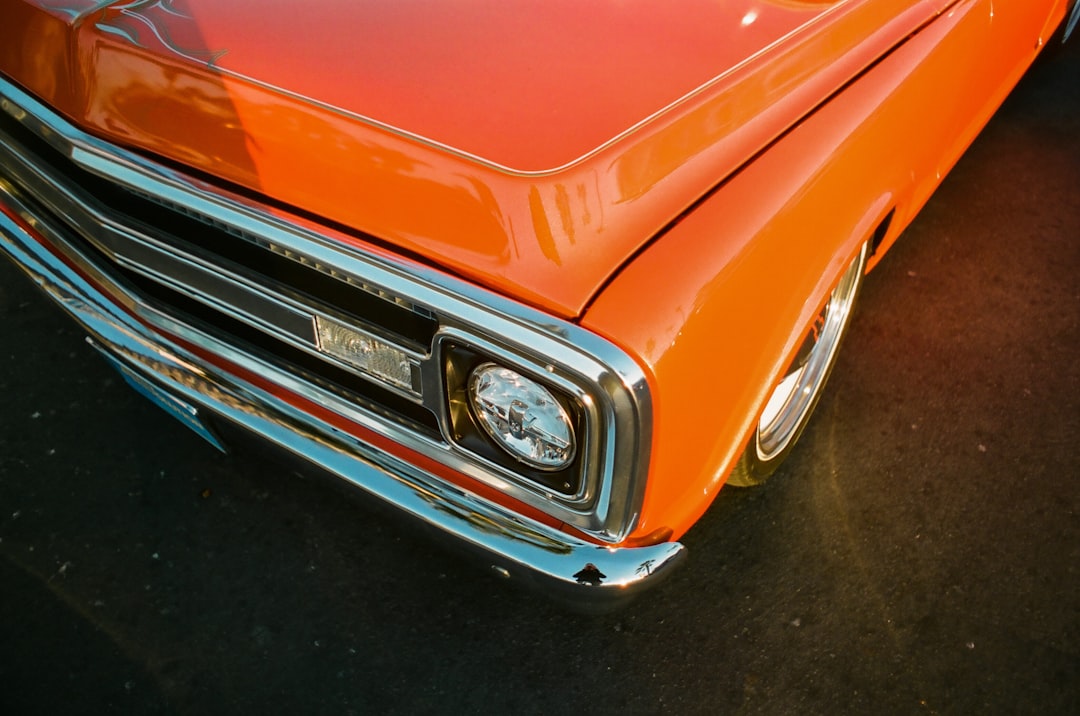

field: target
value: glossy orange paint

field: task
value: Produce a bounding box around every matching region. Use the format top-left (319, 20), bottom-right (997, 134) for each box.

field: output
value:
top-left (585, 0), bottom-right (1066, 542)
top-left (0, 0), bottom-right (1068, 556)
top-left (1, 0), bottom-right (989, 317)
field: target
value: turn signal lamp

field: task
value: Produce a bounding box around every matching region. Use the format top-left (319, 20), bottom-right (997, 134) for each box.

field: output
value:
top-left (314, 315), bottom-right (417, 392)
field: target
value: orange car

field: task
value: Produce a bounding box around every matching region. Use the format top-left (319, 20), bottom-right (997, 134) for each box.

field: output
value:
top-left (1, 0), bottom-right (1075, 607)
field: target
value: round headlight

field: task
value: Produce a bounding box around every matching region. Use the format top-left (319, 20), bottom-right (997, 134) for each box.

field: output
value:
top-left (467, 363), bottom-right (576, 470)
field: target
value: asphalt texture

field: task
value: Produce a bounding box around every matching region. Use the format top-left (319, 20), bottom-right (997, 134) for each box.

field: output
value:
top-left (1, 40), bottom-right (1077, 716)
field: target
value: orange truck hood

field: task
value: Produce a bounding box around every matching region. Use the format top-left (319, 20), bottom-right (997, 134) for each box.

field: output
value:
top-left (0, 0), bottom-right (955, 316)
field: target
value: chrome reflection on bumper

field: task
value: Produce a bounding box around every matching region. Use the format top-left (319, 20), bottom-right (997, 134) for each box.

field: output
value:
top-left (0, 199), bottom-right (685, 610)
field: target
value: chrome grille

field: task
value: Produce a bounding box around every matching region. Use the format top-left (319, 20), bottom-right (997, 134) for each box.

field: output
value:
top-left (0, 75), bottom-right (654, 543)
top-left (0, 107), bottom-right (440, 432)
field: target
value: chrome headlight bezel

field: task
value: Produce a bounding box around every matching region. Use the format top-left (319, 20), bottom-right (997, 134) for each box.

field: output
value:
top-left (441, 337), bottom-right (597, 502)
top-left (436, 323), bottom-right (650, 545)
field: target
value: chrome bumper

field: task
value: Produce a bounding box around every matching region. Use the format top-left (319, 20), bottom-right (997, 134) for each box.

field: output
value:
top-left (0, 195), bottom-right (685, 611)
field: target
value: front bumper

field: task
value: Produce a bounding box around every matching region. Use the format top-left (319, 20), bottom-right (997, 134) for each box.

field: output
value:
top-left (0, 187), bottom-right (685, 610)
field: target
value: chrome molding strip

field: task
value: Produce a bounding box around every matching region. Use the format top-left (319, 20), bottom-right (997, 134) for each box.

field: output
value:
top-left (0, 204), bottom-right (685, 608)
top-left (0, 75), bottom-right (652, 543)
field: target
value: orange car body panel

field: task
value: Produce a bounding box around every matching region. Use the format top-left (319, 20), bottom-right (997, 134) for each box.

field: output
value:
top-left (586, 0), bottom-right (1065, 540)
top-left (2, 0), bottom-right (1004, 318)
top-left (0, 0), bottom-right (1067, 550)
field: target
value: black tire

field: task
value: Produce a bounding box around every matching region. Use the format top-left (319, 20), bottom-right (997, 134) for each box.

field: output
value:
top-left (727, 241), bottom-right (868, 487)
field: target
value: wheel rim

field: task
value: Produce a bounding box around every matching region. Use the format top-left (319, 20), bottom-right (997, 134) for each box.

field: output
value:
top-left (1065, 1), bottom-right (1080, 44)
top-left (756, 244), bottom-right (867, 461)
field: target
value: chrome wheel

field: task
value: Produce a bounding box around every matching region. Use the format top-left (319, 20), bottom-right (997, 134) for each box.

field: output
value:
top-left (728, 242), bottom-right (868, 486)
top-left (1064, 1), bottom-right (1080, 44)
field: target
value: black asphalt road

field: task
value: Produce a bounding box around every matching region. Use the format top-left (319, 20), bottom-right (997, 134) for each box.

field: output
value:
top-left (2, 40), bottom-right (1077, 716)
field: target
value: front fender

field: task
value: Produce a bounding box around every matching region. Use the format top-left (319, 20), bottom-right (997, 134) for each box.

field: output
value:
top-left (582, 0), bottom-right (1051, 541)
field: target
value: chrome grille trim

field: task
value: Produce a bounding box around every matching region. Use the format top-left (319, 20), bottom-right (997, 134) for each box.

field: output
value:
top-left (0, 111), bottom-right (428, 402)
top-left (127, 184), bottom-right (435, 319)
top-left (0, 76), bottom-right (653, 542)
top-left (0, 198), bottom-right (687, 605)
